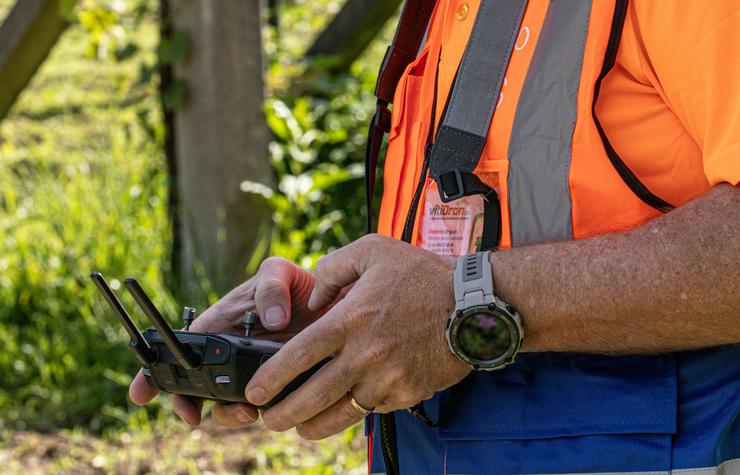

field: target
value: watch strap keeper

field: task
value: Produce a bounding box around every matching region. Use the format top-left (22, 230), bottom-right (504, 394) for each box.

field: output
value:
top-left (455, 251), bottom-right (495, 309)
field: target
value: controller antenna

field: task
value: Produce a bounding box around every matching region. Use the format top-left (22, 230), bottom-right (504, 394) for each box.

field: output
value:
top-left (89, 272), bottom-right (157, 365)
top-left (243, 311), bottom-right (258, 337)
top-left (183, 307), bottom-right (196, 331)
top-left (124, 278), bottom-right (202, 369)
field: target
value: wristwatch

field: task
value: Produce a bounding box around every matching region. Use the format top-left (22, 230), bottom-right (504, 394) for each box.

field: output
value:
top-left (445, 251), bottom-right (524, 371)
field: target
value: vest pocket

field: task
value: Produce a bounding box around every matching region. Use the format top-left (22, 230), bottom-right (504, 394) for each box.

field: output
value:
top-left (438, 353), bottom-right (677, 474)
top-left (379, 48), bottom-right (434, 238)
top-left (388, 47), bottom-right (429, 141)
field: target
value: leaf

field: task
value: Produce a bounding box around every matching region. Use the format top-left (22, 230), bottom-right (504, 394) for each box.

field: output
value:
top-left (159, 31), bottom-right (190, 64)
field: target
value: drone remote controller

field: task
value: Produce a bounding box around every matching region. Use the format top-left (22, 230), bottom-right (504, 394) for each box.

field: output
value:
top-left (90, 272), bottom-right (325, 408)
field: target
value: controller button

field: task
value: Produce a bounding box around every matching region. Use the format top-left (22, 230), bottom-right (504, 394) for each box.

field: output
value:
top-left (215, 375), bottom-right (231, 385)
top-left (203, 337), bottom-right (230, 364)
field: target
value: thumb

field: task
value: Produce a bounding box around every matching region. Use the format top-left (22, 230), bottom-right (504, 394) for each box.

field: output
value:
top-left (254, 257), bottom-right (307, 331)
top-left (129, 368), bottom-right (160, 405)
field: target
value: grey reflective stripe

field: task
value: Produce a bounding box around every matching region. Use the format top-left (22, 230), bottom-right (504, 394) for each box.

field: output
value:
top-left (507, 0), bottom-right (593, 246)
top-left (522, 457), bottom-right (740, 475)
top-left (675, 458), bottom-right (740, 475)
top-left (445, 458), bottom-right (740, 475)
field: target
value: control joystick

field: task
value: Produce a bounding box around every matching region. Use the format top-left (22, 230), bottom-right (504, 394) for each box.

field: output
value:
top-left (243, 311), bottom-right (257, 337)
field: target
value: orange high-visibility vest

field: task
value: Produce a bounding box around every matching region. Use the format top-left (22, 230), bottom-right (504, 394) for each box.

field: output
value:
top-left (376, 0), bottom-right (718, 249)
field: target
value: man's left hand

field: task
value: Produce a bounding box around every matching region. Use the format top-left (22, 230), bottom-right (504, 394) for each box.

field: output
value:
top-left (244, 234), bottom-right (471, 439)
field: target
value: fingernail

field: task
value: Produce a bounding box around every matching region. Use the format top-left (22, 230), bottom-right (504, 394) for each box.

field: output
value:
top-left (175, 410), bottom-right (194, 426)
top-left (307, 290), bottom-right (318, 310)
top-left (263, 306), bottom-right (284, 328)
top-left (247, 387), bottom-right (266, 405)
top-left (236, 409), bottom-right (254, 424)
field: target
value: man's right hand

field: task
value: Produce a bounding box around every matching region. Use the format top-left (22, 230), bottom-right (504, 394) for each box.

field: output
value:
top-left (128, 257), bottom-right (325, 428)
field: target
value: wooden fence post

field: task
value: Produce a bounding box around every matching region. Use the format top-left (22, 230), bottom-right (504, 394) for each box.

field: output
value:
top-left (169, 0), bottom-right (273, 300)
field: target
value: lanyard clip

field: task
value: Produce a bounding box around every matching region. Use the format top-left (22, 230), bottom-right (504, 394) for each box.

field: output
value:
top-left (436, 169), bottom-right (466, 202)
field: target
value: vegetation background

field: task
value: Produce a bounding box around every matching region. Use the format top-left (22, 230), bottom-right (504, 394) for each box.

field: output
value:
top-left (0, 0), bottom-right (391, 472)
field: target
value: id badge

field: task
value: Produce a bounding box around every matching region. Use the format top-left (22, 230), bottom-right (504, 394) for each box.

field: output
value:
top-left (417, 172), bottom-right (499, 258)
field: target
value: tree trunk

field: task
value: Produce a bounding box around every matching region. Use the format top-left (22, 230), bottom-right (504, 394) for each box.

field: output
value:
top-left (168, 0), bottom-right (273, 302)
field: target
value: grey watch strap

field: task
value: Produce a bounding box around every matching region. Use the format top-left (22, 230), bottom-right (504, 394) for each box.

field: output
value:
top-left (454, 251), bottom-right (495, 309)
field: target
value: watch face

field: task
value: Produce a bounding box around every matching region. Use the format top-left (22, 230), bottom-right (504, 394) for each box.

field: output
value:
top-left (457, 311), bottom-right (512, 361)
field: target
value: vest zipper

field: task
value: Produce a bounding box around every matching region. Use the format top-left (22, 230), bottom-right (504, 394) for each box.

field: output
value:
top-left (604, 0), bottom-right (628, 63)
top-left (401, 147), bottom-right (432, 243)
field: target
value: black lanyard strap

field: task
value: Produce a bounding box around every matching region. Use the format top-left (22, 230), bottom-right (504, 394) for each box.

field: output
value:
top-left (418, 0), bottom-right (526, 251)
top-left (429, 0), bottom-right (527, 199)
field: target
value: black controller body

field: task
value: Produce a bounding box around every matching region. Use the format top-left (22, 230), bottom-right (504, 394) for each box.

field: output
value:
top-left (140, 330), bottom-right (324, 408)
top-left (89, 271), bottom-right (326, 409)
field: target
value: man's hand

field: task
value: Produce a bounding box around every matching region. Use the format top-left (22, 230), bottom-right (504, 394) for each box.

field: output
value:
top-left (244, 234), bottom-right (470, 440)
top-left (128, 257), bottom-right (324, 428)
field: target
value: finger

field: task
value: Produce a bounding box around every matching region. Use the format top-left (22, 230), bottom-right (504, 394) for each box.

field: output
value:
top-left (261, 355), bottom-right (359, 432)
top-left (308, 240), bottom-right (371, 311)
top-left (188, 279), bottom-right (257, 334)
top-left (295, 392), bottom-right (367, 440)
top-left (211, 402), bottom-right (259, 428)
top-left (245, 313), bottom-right (346, 406)
top-left (129, 369), bottom-right (160, 405)
top-left (253, 257), bottom-right (301, 331)
top-left (172, 394), bottom-right (204, 426)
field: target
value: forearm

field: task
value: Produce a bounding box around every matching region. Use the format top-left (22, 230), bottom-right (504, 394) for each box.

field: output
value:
top-left (491, 183), bottom-right (740, 354)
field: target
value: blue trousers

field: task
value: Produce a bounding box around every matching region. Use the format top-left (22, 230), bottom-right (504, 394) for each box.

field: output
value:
top-left (368, 345), bottom-right (740, 474)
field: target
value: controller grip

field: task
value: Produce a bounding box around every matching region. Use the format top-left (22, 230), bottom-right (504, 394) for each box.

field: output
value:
top-left (262, 359), bottom-right (329, 408)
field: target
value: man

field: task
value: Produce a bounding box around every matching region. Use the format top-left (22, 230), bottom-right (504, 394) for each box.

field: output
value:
top-left (131, 0), bottom-right (739, 473)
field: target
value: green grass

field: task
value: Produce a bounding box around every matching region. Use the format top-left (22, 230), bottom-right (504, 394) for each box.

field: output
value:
top-left (0, 1), bottom-right (169, 430)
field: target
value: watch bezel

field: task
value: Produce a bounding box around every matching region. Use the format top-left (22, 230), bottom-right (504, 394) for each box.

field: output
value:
top-left (445, 303), bottom-right (522, 371)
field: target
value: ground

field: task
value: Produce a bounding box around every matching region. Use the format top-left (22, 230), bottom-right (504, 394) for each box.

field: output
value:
top-left (0, 418), bottom-right (366, 474)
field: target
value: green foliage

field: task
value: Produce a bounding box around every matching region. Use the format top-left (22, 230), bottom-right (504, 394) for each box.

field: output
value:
top-left (0, 0), bottom-right (394, 435)
top-left (259, 88), bottom-right (370, 266)
top-left (76, 0), bottom-right (154, 60)
top-left (0, 142), bottom-right (172, 431)
top-left (255, 1), bottom-right (394, 266)
top-left (0, 1), bottom-right (169, 430)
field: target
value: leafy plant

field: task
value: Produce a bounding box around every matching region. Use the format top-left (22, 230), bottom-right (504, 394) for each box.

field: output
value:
top-left (249, 2), bottom-right (394, 267)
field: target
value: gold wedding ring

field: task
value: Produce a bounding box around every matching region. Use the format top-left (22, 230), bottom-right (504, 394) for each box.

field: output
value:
top-left (348, 390), bottom-right (374, 416)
